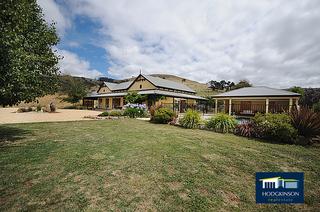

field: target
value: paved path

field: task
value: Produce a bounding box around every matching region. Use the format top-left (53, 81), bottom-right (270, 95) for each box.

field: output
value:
top-left (0, 108), bottom-right (101, 124)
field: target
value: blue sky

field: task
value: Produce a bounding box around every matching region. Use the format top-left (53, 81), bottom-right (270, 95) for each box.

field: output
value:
top-left (58, 16), bottom-right (111, 75)
top-left (38, 0), bottom-right (320, 88)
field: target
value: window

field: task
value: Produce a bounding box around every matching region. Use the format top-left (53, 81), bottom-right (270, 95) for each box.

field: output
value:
top-left (140, 84), bottom-right (142, 89)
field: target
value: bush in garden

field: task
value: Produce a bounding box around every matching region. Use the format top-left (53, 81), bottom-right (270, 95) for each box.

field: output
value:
top-left (36, 105), bottom-right (42, 111)
top-left (313, 101), bottom-right (320, 113)
top-left (98, 111), bottom-right (109, 117)
top-left (49, 102), bottom-right (56, 112)
top-left (252, 113), bottom-right (297, 143)
top-left (290, 107), bottom-right (320, 144)
top-left (109, 110), bottom-right (123, 117)
top-left (123, 103), bottom-right (147, 118)
top-left (124, 107), bottom-right (144, 118)
top-left (152, 107), bottom-right (176, 124)
top-left (205, 113), bottom-right (236, 133)
top-left (234, 122), bottom-right (256, 137)
top-left (149, 105), bottom-right (156, 119)
top-left (180, 109), bottom-right (201, 129)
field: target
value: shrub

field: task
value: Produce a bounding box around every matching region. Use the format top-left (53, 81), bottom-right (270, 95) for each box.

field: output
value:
top-left (124, 107), bottom-right (144, 118)
top-left (252, 113), bottom-right (297, 143)
top-left (98, 111), bottom-right (109, 117)
top-left (313, 101), bottom-right (320, 112)
top-left (123, 103), bottom-right (147, 118)
top-left (152, 107), bottom-right (176, 124)
top-left (49, 102), bottom-right (56, 112)
top-left (109, 110), bottom-right (123, 117)
top-left (205, 113), bottom-right (236, 133)
top-left (150, 105), bottom-right (163, 121)
top-left (180, 109), bottom-right (201, 129)
top-left (149, 106), bottom-right (156, 119)
top-left (290, 107), bottom-right (320, 142)
top-left (36, 105), bottom-right (42, 111)
top-left (234, 122), bottom-right (256, 137)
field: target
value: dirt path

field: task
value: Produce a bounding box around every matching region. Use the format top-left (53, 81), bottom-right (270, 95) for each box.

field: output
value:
top-left (0, 108), bottom-right (101, 124)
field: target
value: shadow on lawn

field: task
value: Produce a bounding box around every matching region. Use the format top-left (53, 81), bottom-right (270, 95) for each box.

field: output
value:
top-left (0, 126), bottom-right (31, 145)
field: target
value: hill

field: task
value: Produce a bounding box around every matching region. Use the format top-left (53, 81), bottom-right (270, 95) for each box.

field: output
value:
top-left (104, 73), bottom-right (217, 97)
top-left (17, 75), bottom-right (101, 108)
top-left (149, 74), bottom-right (217, 96)
top-left (17, 74), bottom-right (215, 108)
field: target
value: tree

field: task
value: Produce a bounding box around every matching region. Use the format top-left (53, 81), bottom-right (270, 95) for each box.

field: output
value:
top-left (0, 0), bottom-right (60, 106)
top-left (231, 80), bottom-right (252, 90)
top-left (300, 88), bottom-right (320, 106)
top-left (313, 101), bottom-right (320, 112)
top-left (62, 78), bottom-right (88, 105)
top-left (289, 86), bottom-right (304, 96)
top-left (124, 91), bottom-right (147, 104)
top-left (208, 80), bottom-right (235, 91)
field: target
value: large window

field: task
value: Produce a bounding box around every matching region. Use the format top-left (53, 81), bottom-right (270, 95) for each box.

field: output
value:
top-left (113, 98), bottom-right (121, 109)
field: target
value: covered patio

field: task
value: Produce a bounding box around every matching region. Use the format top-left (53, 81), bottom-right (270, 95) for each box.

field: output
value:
top-left (83, 90), bottom-right (206, 112)
top-left (212, 87), bottom-right (301, 116)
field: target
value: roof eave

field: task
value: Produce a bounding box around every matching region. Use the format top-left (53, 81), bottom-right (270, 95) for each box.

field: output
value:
top-left (213, 94), bottom-right (301, 98)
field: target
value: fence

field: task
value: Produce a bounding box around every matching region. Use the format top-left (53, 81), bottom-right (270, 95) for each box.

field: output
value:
top-left (229, 103), bottom-right (293, 115)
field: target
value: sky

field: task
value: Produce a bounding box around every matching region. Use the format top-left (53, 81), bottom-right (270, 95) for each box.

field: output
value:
top-left (38, 0), bottom-right (320, 88)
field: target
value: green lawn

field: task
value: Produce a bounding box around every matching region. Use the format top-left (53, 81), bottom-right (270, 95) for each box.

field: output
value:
top-left (0, 119), bottom-right (319, 211)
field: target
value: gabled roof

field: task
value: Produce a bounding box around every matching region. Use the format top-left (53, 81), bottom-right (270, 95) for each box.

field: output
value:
top-left (142, 74), bottom-right (195, 93)
top-left (101, 74), bottom-right (195, 93)
top-left (103, 81), bottom-right (132, 90)
top-left (213, 86), bottom-right (301, 98)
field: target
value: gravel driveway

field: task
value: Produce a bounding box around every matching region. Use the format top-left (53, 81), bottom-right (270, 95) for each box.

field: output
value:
top-left (0, 108), bottom-right (101, 124)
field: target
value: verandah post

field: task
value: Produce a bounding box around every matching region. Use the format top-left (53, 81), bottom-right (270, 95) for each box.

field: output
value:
top-left (173, 97), bottom-right (175, 111)
top-left (289, 98), bottom-right (293, 112)
top-left (215, 99), bottom-right (218, 114)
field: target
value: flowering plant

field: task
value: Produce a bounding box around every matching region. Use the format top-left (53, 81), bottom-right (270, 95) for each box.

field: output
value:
top-left (124, 103), bottom-right (147, 110)
top-left (123, 103), bottom-right (147, 118)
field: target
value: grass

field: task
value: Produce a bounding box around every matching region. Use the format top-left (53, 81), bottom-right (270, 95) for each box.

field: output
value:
top-left (0, 119), bottom-right (319, 211)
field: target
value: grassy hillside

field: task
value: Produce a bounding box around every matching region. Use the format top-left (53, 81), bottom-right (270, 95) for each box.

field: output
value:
top-left (16, 73), bottom-right (215, 108)
top-left (150, 74), bottom-right (217, 97)
top-left (17, 75), bottom-right (100, 109)
top-left (106, 73), bottom-right (217, 97)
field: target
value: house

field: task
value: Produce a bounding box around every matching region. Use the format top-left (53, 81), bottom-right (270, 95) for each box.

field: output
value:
top-left (260, 177), bottom-right (298, 189)
top-left (212, 86), bottom-right (301, 116)
top-left (83, 74), bottom-right (206, 111)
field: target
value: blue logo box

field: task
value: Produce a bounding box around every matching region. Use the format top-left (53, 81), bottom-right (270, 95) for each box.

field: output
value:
top-left (256, 172), bottom-right (304, 204)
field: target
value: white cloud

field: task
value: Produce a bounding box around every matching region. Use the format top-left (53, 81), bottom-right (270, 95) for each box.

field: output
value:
top-left (67, 0), bottom-right (320, 87)
top-left (38, 1), bottom-right (103, 79)
top-left (38, 0), bottom-right (71, 35)
top-left (57, 49), bottom-right (103, 78)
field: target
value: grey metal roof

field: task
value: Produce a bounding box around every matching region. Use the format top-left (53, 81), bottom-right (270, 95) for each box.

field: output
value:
top-left (86, 89), bottom-right (205, 100)
top-left (213, 86), bottom-right (301, 98)
top-left (102, 74), bottom-right (195, 93)
top-left (139, 90), bottom-right (205, 100)
top-left (104, 81), bottom-right (132, 90)
top-left (142, 75), bottom-right (195, 93)
top-left (88, 92), bottom-right (128, 98)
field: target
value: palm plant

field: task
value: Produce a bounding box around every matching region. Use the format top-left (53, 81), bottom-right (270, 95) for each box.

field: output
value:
top-left (180, 109), bottom-right (201, 129)
top-left (206, 113), bottom-right (236, 133)
top-left (234, 122), bottom-right (256, 137)
top-left (290, 107), bottom-right (320, 141)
